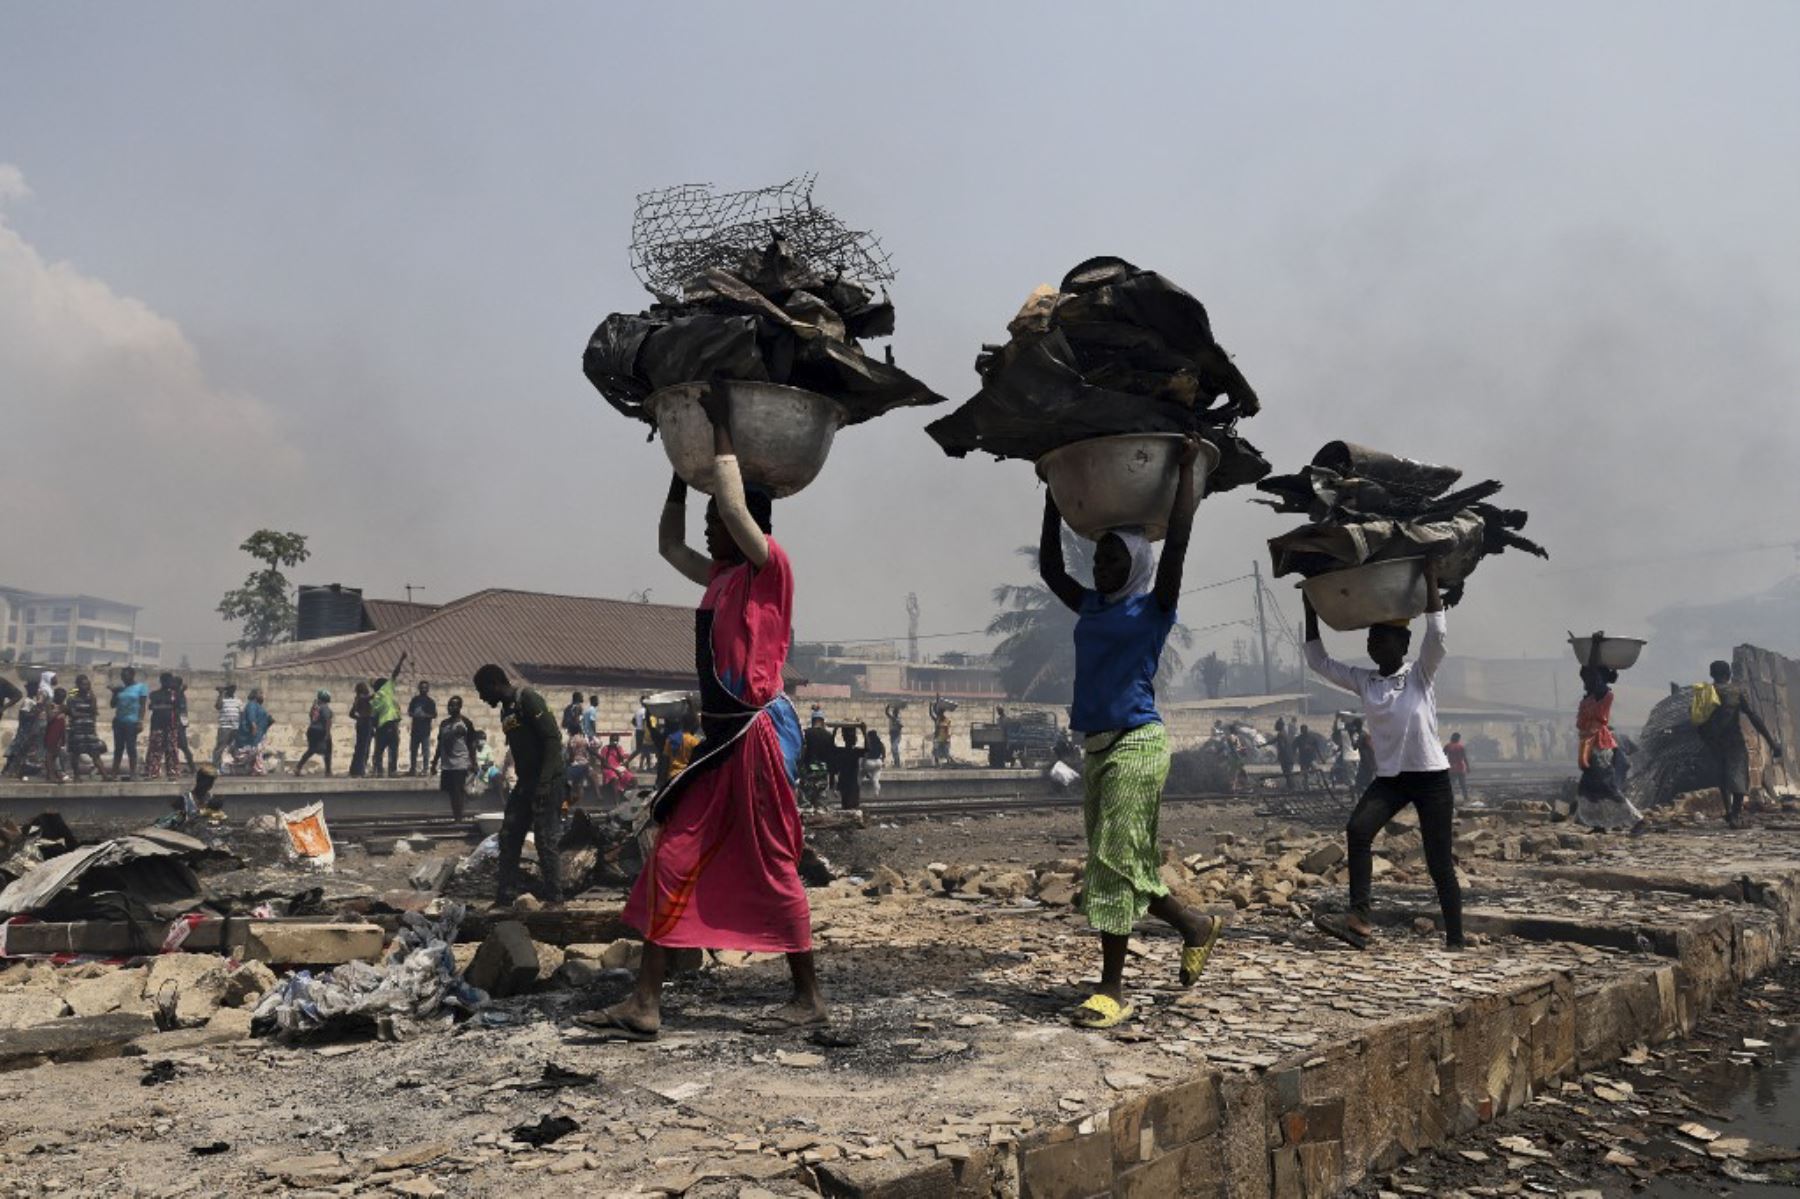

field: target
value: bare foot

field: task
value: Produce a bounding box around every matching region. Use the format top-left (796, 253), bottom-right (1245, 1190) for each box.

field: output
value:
top-left (754, 995), bottom-right (828, 1030)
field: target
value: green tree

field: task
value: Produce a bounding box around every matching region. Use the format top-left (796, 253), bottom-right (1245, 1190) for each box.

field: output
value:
top-left (217, 530), bottom-right (311, 663)
top-left (988, 531), bottom-right (1189, 702)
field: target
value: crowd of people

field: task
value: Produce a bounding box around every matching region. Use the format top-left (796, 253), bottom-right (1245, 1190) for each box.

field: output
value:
top-left (0, 668), bottom-right (275, 782)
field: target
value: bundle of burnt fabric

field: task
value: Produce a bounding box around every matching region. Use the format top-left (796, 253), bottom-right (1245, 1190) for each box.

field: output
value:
top-left (1626, 690), bottom-right (1717, 810)
top-left (1258, 441), bottom-right (1548, 606)
top-left (583, 234), bottom-right (944, 427)
top-left (924, 256), bottom-right (1270, 493)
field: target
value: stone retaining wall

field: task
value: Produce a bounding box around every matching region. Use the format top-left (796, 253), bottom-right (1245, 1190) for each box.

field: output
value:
top-left (818, 868), bottom-right (1795, 1199)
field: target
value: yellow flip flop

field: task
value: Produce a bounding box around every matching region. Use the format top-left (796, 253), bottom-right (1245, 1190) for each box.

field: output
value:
top-left (1179, 915), bottom-right (1225, 987)
top-left (1072, 994), bottom-right (1134, 1030)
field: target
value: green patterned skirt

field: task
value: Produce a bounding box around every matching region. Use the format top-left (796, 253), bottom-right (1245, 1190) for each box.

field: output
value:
top-left (1080, 722), bottom-right (1171, 936)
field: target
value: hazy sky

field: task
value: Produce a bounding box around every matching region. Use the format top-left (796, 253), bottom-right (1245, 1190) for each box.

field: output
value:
top-left (4, 3), bottom-right (1798, 673)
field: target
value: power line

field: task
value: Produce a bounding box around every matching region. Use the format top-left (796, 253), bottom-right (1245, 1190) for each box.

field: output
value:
top-left (1181, 573), bottom-right (1253, 596)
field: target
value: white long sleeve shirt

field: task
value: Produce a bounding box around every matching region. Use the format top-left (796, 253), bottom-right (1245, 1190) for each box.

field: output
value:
top-left (1304, 611), bottom-right (1450, 778)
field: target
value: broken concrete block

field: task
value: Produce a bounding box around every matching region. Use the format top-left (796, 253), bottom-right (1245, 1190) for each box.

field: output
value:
top-left (600, 939), bottom-right (643, 971)
top-left (223, 961), bottom-right (278, 1008)
top-left (465, 921), bottom-right (539, 998)
top-left (977, 872), bottom-right (1032, 902)
top-left (563, 942), bottom-right (609, 962)
top-left (62, 968), bottom-right (151, 1018)
top-left (863, 865), bottom-right (907, 897)
top-left (243, 922), bottom-right (386, 966)
top-left (938, 863), bottom-right (982, 893)
top-left (143, 955), bottom-right (229, 1028)
top-left (1300, 843), bottom-right (1345, 875)
top-left (408, 858), bottom-right (458, 893)
top-left (204, 1006), bottom-right (253, 1039)
top-left (533, 941), bottom-right (567, 984)
top-left (259, 1151), bottom-right (355, 1185)
top-left (0, 1011), bottom-right (156, 1070)
top-left (369, 1141), bottom-right (453, 1172)
top-left (552, 960), bottom-right (607, 990)
top-left (1033, 873), bottom-right (1080, 906)
top-left (0, 991), bottom-right (72, 1030)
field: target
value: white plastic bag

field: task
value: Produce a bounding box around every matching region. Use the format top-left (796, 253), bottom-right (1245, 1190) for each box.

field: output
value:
top-left (279, 802), bottom-right (336, 868)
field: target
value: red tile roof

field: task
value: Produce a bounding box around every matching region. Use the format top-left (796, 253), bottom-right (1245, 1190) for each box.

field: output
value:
top-left (270, 589), bottom-right (702, 689)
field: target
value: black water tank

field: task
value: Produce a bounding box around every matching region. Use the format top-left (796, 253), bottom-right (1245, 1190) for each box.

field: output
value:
top-left (296, 584), bottom-right (364, 641)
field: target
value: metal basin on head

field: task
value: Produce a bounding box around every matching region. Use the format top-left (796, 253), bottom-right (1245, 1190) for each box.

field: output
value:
top-left (1035, 433), bottom-right (1217, 542)
top-left (648, 381), bottom-right (845, 499)
top-left (643, 690), bottom-right (696, 721)
top-left (1300, 557), bottom-right (1429, 632)
top-left (1568, 635), bottom-right (1646, 671)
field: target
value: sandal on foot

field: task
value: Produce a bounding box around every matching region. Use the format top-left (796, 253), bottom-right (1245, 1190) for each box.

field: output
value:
top-left (571, 1010), bottom-right (659, 1041)
top-left (1312, 912), bottom-right (1370, 950)
top-left (1071, 994), bottom-right (1134, 1030)
top-left (1179, 916), bottom-right (1225, 987)
top-left (746, 1010), bottom-right (829, 1035)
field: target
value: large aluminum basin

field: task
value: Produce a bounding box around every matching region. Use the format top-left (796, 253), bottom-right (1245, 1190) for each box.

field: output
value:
top-left (1035, 434), bottom-right (1217, 541)
top-left (648, 381), bottom-right (844, 499)
top-left (1568, 635), bottom-right (1646, 671)
top-left (1300, 557), bottom-right (1429, 632)
top-left (643, 690), bottom-right (697, 720)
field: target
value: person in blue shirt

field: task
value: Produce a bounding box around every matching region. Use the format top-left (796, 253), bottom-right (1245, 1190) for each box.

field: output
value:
top-left (1038, 434), bottom-right (1222, 1030)
top-left (109, 667), bottom-right (150, 780)
top-left (236, 688), bottom-right (274, 775)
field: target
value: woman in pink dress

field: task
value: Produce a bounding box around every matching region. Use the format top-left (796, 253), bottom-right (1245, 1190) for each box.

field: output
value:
top-left (579, 387), bottom-right (820, 1040)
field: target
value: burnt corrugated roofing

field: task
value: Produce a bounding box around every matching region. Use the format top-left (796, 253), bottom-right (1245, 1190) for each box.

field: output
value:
top-left (270, 589), bottom-right (700, 687)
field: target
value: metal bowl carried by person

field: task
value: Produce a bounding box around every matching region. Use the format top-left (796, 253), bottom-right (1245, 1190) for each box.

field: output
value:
top-left (1035, 433), bottom-right (1218, 542)
top-left (642, 690), bottom-right (697, 721)
top-left (647, 381), bottom-right (845, 499)
top-left (1299, 557), bottom-right (1429, 632)
top-left (1567, 633), bottom-right (1646, 671)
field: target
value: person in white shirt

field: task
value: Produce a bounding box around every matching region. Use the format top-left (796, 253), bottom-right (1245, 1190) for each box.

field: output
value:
top-left (213, 684), bottom-right (243, 769)
top-left (1302, 558), bottom-right (1463, 952)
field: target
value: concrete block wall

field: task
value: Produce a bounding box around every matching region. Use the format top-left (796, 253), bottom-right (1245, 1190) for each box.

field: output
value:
top-left (817, 886), bottom-right (1786, 1199)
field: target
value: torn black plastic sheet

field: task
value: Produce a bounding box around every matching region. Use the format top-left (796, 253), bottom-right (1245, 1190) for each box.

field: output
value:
top-left (924, 256), bottom-right (1269, 493)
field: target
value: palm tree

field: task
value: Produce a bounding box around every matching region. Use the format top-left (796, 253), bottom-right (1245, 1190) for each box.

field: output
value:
top-left (1193, 651), bottom-right (1227, 699)
top-left (988, 531), bottom-right (1190, 702)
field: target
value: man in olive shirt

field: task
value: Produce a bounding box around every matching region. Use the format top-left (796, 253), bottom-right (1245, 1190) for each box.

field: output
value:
top-left (474, 664), bottom-right (565, 906)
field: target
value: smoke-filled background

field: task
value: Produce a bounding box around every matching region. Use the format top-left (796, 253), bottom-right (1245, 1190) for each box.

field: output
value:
top-left (4, 4), bottom-right (1797, 711)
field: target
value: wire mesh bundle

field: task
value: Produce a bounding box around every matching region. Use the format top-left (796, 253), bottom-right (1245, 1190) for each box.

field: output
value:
top-left (630, 175), bottom-right (895, 301)
top-left (587, 176), bottom-right (942, 429)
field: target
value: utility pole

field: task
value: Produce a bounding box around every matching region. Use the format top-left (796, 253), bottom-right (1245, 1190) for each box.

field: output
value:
top-left (906, 593), bottom-right (921, 664)
top-left (1252, 561), bottom-right (1273, 696)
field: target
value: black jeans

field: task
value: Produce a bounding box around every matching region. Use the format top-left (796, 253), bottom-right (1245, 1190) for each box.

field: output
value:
top-left (497, 772), bottom-right (564, 902)
top-left (374, 722), bottom-right (400, 775)
top-left (112, 720), bottom-right (140, 775)
top-left (409, 720), bottom-right (433, 773)
top-left (1346, 770), bottom-right (1463, 944)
